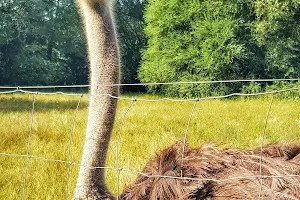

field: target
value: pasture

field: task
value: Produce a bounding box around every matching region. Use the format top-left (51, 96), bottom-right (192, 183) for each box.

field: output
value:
top-left (0, 93), bottom-right (299, 199)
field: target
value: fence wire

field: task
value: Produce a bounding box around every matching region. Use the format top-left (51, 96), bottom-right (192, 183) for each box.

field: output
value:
top-left (1, 87), bottom-right (299, 102)
top-left (0, 83), bottom-right (300, 200)
top-left (0, 78), bottom-right (299, 89)
top-left (115, 99), bottom-right (136, 199)
top-left (21, 92), bottom-right (37, 200)
top-left (181, 100), bottom-right (198, 178)
top-left (258, 94), bottom-right (274, 199)
top-left (65, 95), bottom-right (83, 200)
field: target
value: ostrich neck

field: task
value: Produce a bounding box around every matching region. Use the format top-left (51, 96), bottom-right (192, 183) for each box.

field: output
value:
top-left (74, 1), bottom-right (119, 199)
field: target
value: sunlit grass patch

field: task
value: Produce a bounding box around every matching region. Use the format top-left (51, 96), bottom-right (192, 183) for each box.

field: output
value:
top-left (0, 93), bottom-right (299, 199)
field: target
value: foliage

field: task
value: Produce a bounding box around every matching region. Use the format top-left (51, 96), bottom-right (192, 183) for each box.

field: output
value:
top-left (1, 0), bottom-right (299, 95)
top-left (0, 0), bottom-right (146, 87)
top-left (253, 0), bottom-right (300, 79)
top-left (0, 0), bottom-right (88, 86)
top-left (115, 0), bottom-right (147, 89)
top-left (139, 0), bottom-right (300, 97)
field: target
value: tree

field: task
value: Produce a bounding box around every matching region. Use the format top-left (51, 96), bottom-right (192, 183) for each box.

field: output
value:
top-left (253, 0), bottom-right (300, 79)
top-left (0, 0), bottom-right (88, 86)
top-left (139, 0), bottom-right (251, 97)
top-left (139, 0), bottom-right (300, 97)
top-left (115, 0), bottom-right (147, 90)
top-left (0, 0), bottom-right (147, 88)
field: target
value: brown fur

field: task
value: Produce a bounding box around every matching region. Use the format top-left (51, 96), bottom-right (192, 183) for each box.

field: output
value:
top-left (121, 143), bottom-right (300, 199)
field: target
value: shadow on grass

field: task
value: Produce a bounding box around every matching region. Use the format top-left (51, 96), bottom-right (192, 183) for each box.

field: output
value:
top-left (0, 97), bottom-right (89, 113)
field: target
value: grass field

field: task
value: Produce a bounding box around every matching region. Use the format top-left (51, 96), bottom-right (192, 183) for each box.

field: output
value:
top-left (0, 92), bottom-right (299, 199)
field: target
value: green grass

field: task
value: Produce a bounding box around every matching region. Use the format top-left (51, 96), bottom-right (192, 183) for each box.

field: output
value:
top-left (0, 93), bottom-right (299, 199)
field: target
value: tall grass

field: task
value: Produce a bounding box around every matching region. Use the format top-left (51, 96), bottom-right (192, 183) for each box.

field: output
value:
top-left (0, 93), bottom-right (299, 199)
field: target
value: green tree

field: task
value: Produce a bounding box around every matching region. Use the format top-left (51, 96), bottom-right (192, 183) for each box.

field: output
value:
top-left (139, 0), bottom-right (300, 97)
top-left (139, 0), bottom-right (252, 97)
top-left (253, 0), bottom-right (300, 78)
top-left (115, 0), bottom-right (147, 90)
top-left (0, 0), bottom-right (88, 86)
top-left (0, 0), bottom-right (147, 88)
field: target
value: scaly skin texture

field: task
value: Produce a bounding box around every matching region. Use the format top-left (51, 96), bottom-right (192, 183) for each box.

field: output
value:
top-left (73, 0), bottom-right (119, 199)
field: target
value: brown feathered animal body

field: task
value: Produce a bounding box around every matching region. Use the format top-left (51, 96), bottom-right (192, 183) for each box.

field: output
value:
top-left (121, 142), bottom-right (300, 200)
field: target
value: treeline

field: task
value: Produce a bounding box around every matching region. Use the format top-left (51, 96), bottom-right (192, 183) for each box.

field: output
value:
top-left (0, 0), bottom-right (299, 97)
top-left (0, 0), bottom-right (146, 88)
top-left (0, 0), bottom-right (87, 86)
top-left (140, 0), bottom-right (300, 97)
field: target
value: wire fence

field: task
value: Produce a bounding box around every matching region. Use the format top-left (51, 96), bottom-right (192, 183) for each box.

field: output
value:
top-left (0, 78), bottom-right (299, 89)
top-left (0, 79), bottom-right (300, 199)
